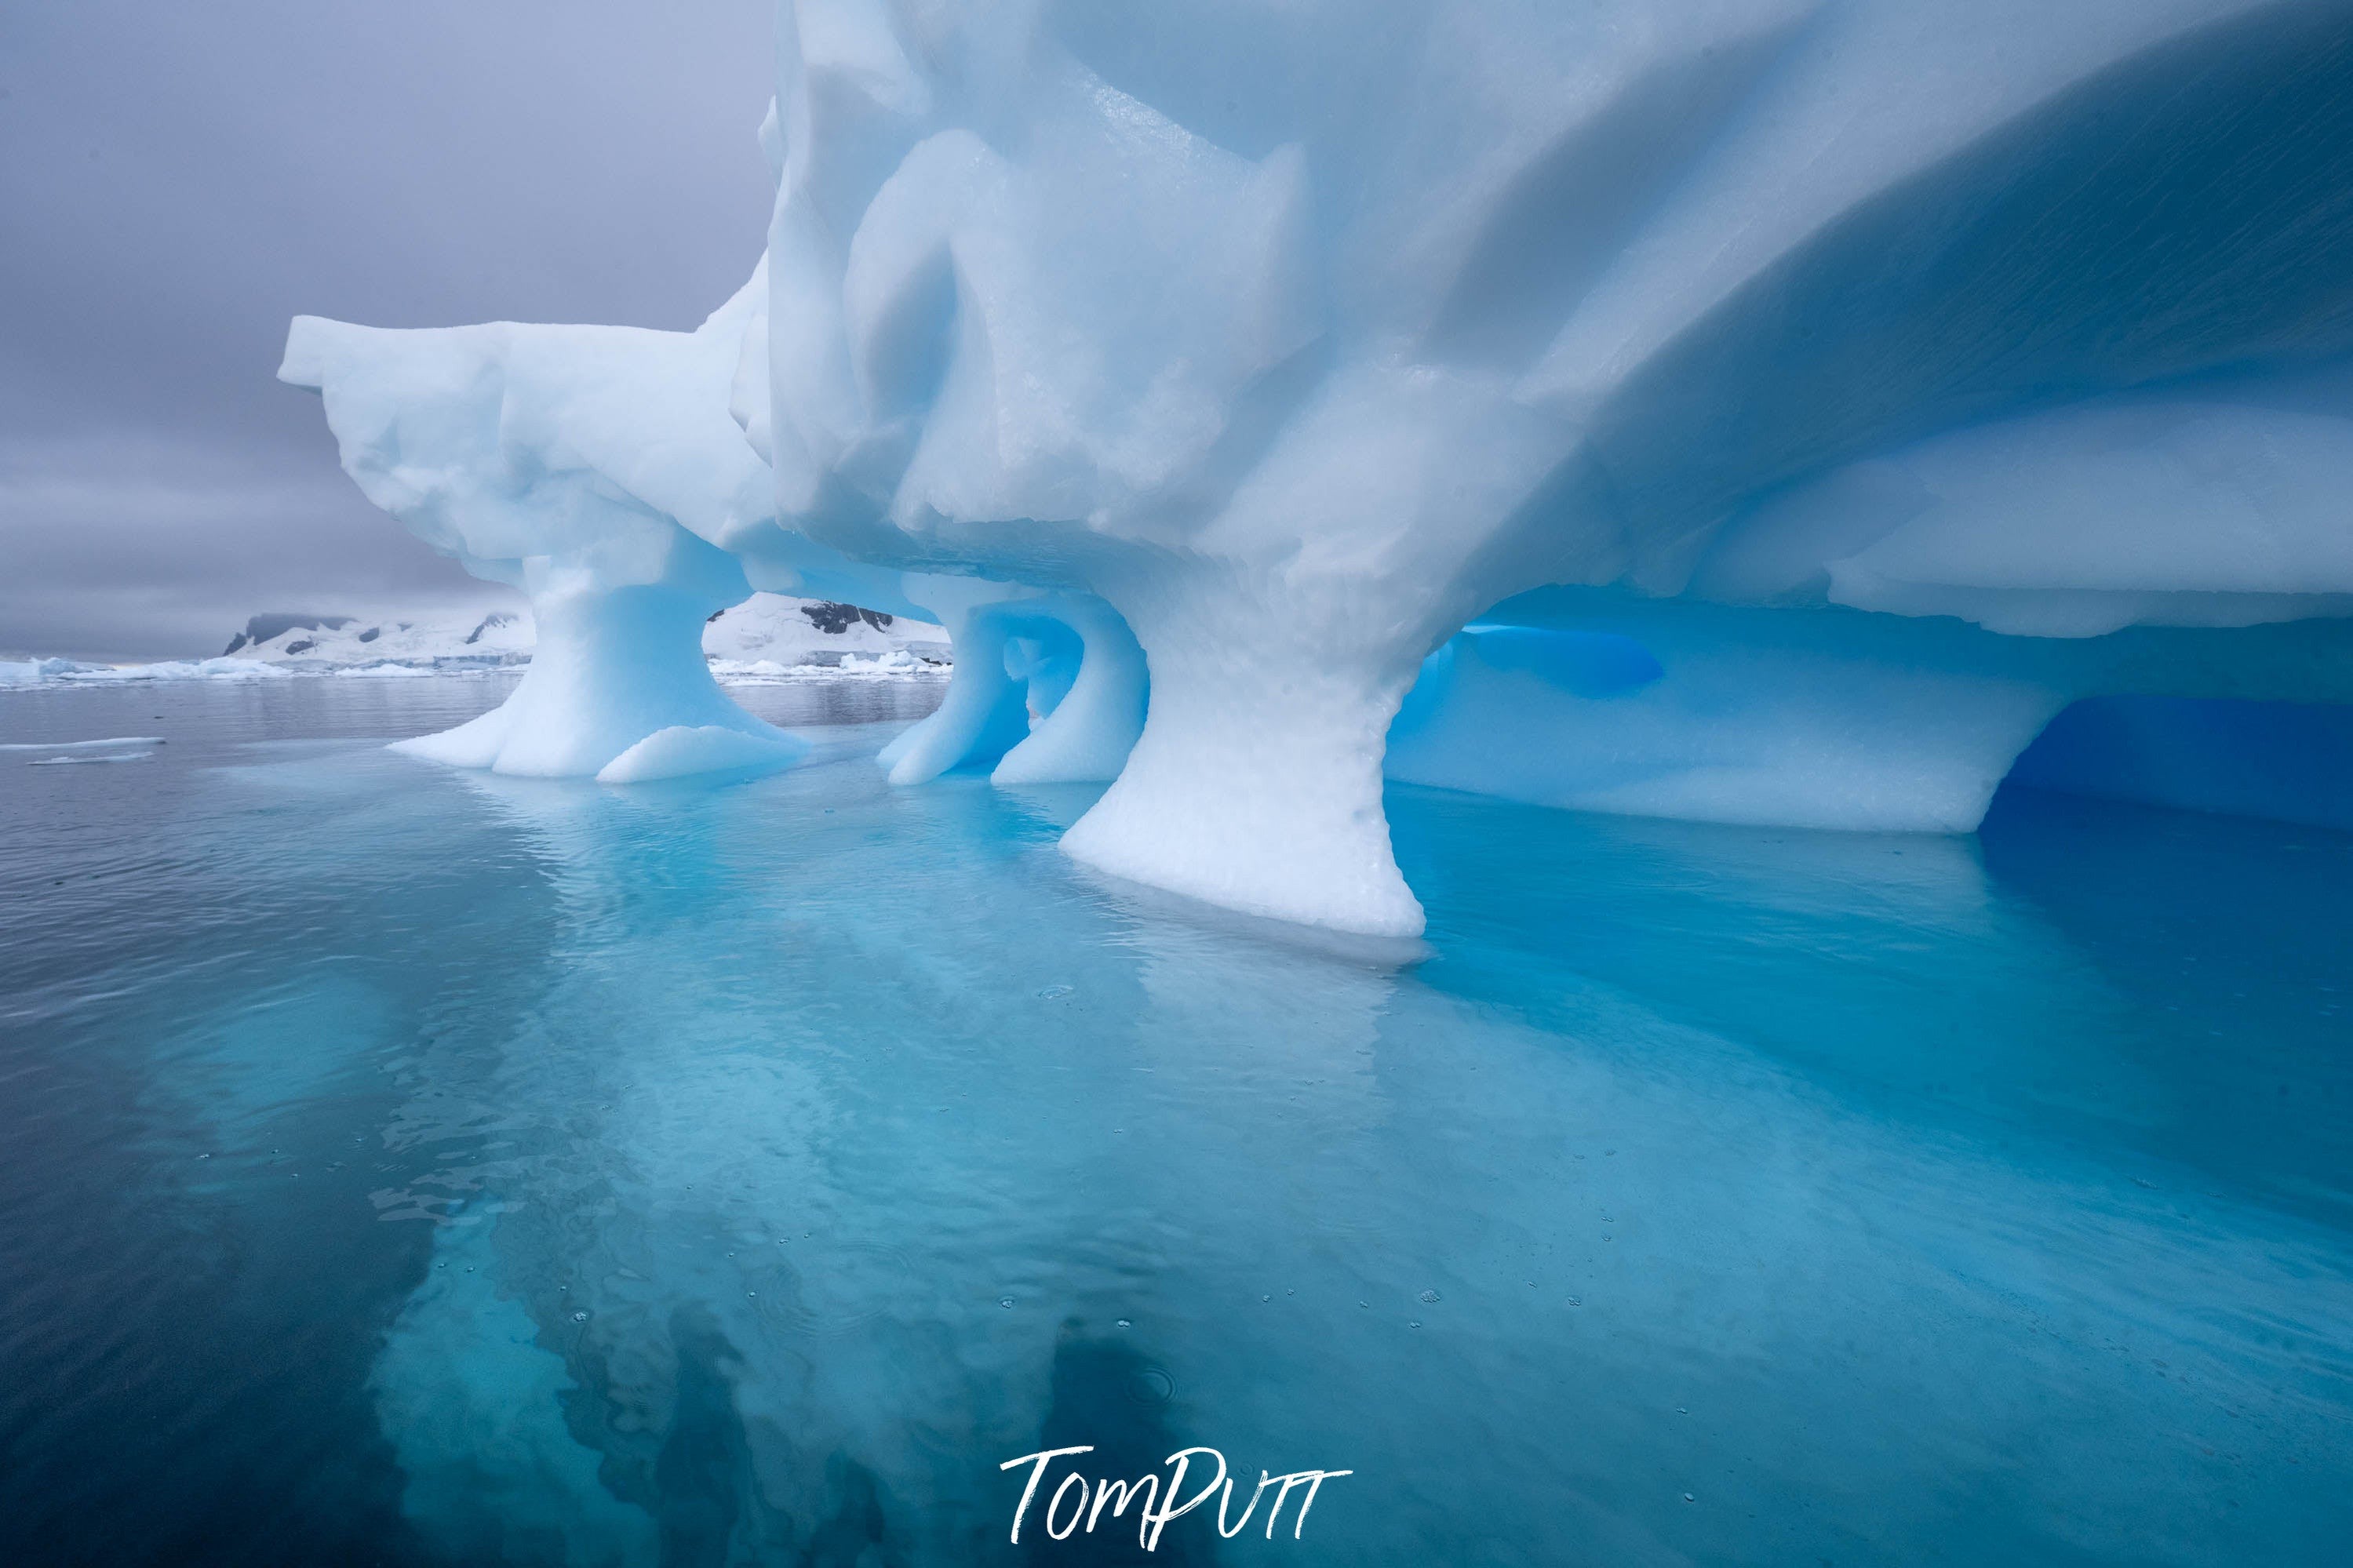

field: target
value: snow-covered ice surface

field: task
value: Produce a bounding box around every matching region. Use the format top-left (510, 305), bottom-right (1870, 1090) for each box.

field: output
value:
top-left (2, 677), bottom-right (2349, 1564)
top-left (0, 736), bottom-right (166, 752)
top-left (279, 0), bottom-right (2353, 936)
top-left (2, 656), bottom-right (297, 687)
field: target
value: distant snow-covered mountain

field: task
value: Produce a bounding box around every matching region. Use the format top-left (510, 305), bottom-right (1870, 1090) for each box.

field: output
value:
top-left (2, 596), bottom-right (950, 688)
top-left (220, 609), bottom-right (534, 664)
top-left (702, 594), bottom-right (949, 672)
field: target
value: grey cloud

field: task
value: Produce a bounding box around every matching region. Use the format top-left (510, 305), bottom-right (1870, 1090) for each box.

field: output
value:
top-left (0, 0), bottom-right (775, 659)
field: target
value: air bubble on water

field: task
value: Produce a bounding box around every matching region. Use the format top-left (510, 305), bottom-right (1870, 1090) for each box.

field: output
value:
top-left (1419, 1290), bottom-right (1441, 1304)
top-left (1358, 1301), bottom-right (1369, 1308)
top-left (1116, 1319), bottom-right (1132, 1328)
top-left (572, 1311), bottom-right (589, 1322)
top-left (1037, 984), bottom-right (1074, 1000)
top-left (1683, 1493), bottom-right (1696, 1503)
top-left (1566, 1297), bottom-right (1582, 1307)
top-left (1000, 1297), bottom-right (1016, 1309)
top-left (1409, 1320), bottom-right (1422, 1329)
top-left (1262, 1294), bottom-right (1271, 1303)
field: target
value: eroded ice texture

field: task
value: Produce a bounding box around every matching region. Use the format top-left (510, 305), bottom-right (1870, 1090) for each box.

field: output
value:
top-left (744, 0), bottom-right (2353, 933)
top-left (279, 275), bottom-right (976, 778)
top-left (288, 0), bottom-right (2353, 932)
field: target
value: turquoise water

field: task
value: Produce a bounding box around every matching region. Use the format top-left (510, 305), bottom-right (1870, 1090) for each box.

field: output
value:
top-left (2, 676), bottom-right (2348, 1566)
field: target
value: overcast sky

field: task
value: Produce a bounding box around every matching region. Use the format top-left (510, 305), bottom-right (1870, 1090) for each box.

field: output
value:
top-left (0, 1), bottom-right (776, 660)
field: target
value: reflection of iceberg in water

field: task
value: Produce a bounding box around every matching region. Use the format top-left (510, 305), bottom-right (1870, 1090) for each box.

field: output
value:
top-left (337, 754), bottom-right (2353, 1565)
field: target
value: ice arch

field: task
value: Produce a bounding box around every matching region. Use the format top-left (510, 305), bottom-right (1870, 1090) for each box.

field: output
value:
top-left (280, 301), bottom-right (796, 780)
top-left (1387, 595), bottom-right (2071, 833)
top-left (879, 590), bottom-right (1146, 787)
top-left (281, 1), bottom-right (2353, 936)
top-left (281, 275), bottom-right (934, 782)
top-left (753, 0), bottom-right (2353, 935)
top-left (1387, 591), bottom-right (2353, 836)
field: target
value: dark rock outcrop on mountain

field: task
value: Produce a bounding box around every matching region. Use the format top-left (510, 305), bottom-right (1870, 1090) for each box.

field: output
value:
top-left (797, 602), bottom-right (894, 636)
top-left (462, 612), bottom-right (519, 646)
top-left (222, 613), bottom-right (355, 655)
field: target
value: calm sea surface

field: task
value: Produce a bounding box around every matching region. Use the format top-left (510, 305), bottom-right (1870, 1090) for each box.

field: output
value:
top-left (2, 674), bottom-right (2348, 1566)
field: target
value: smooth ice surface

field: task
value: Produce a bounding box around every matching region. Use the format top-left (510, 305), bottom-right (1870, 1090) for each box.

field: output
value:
top-left (594, 723), bottom-right (807, 785)
top-left (4, 677), bottom-right (2351, 1565)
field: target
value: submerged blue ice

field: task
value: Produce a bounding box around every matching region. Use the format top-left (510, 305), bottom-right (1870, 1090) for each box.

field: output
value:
top-left (0, 679), bottom-right (2348, 1563)
top-left (237, 7), bottom-right (2353, 1548)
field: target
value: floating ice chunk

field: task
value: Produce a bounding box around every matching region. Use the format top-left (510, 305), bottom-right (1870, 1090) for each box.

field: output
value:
top-left (595, 724), bottom-right (807, 784)
top-left (0, 737), bottom-right (166, 752)
top-left (834, 649), bottom-right (919, 675)
top-left (50, 658), bottom-right (295, 683)
top-left (0, 657), bottom-right (101, 687)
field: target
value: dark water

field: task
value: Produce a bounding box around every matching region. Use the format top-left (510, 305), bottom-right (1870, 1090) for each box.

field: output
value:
top-left (1, 675), bottom-right (2348, 1566)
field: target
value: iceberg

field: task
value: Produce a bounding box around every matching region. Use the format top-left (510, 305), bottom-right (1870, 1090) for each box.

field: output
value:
top-left (0, 657), bottom-right (297, 686)
top-left (284, 0), bottom-right (2353, 935)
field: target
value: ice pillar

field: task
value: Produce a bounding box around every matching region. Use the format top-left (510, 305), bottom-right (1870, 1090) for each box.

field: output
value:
top-left (1062, 567), bottom-right (1439, 940)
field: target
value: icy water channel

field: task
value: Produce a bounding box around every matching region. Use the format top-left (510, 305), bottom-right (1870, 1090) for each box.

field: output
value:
top-left (2, 675), bottom-right (2348, 1566)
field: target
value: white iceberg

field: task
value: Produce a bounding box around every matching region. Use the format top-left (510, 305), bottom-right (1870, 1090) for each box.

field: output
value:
top-left (281, 0), bottom-right (2353, 933)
